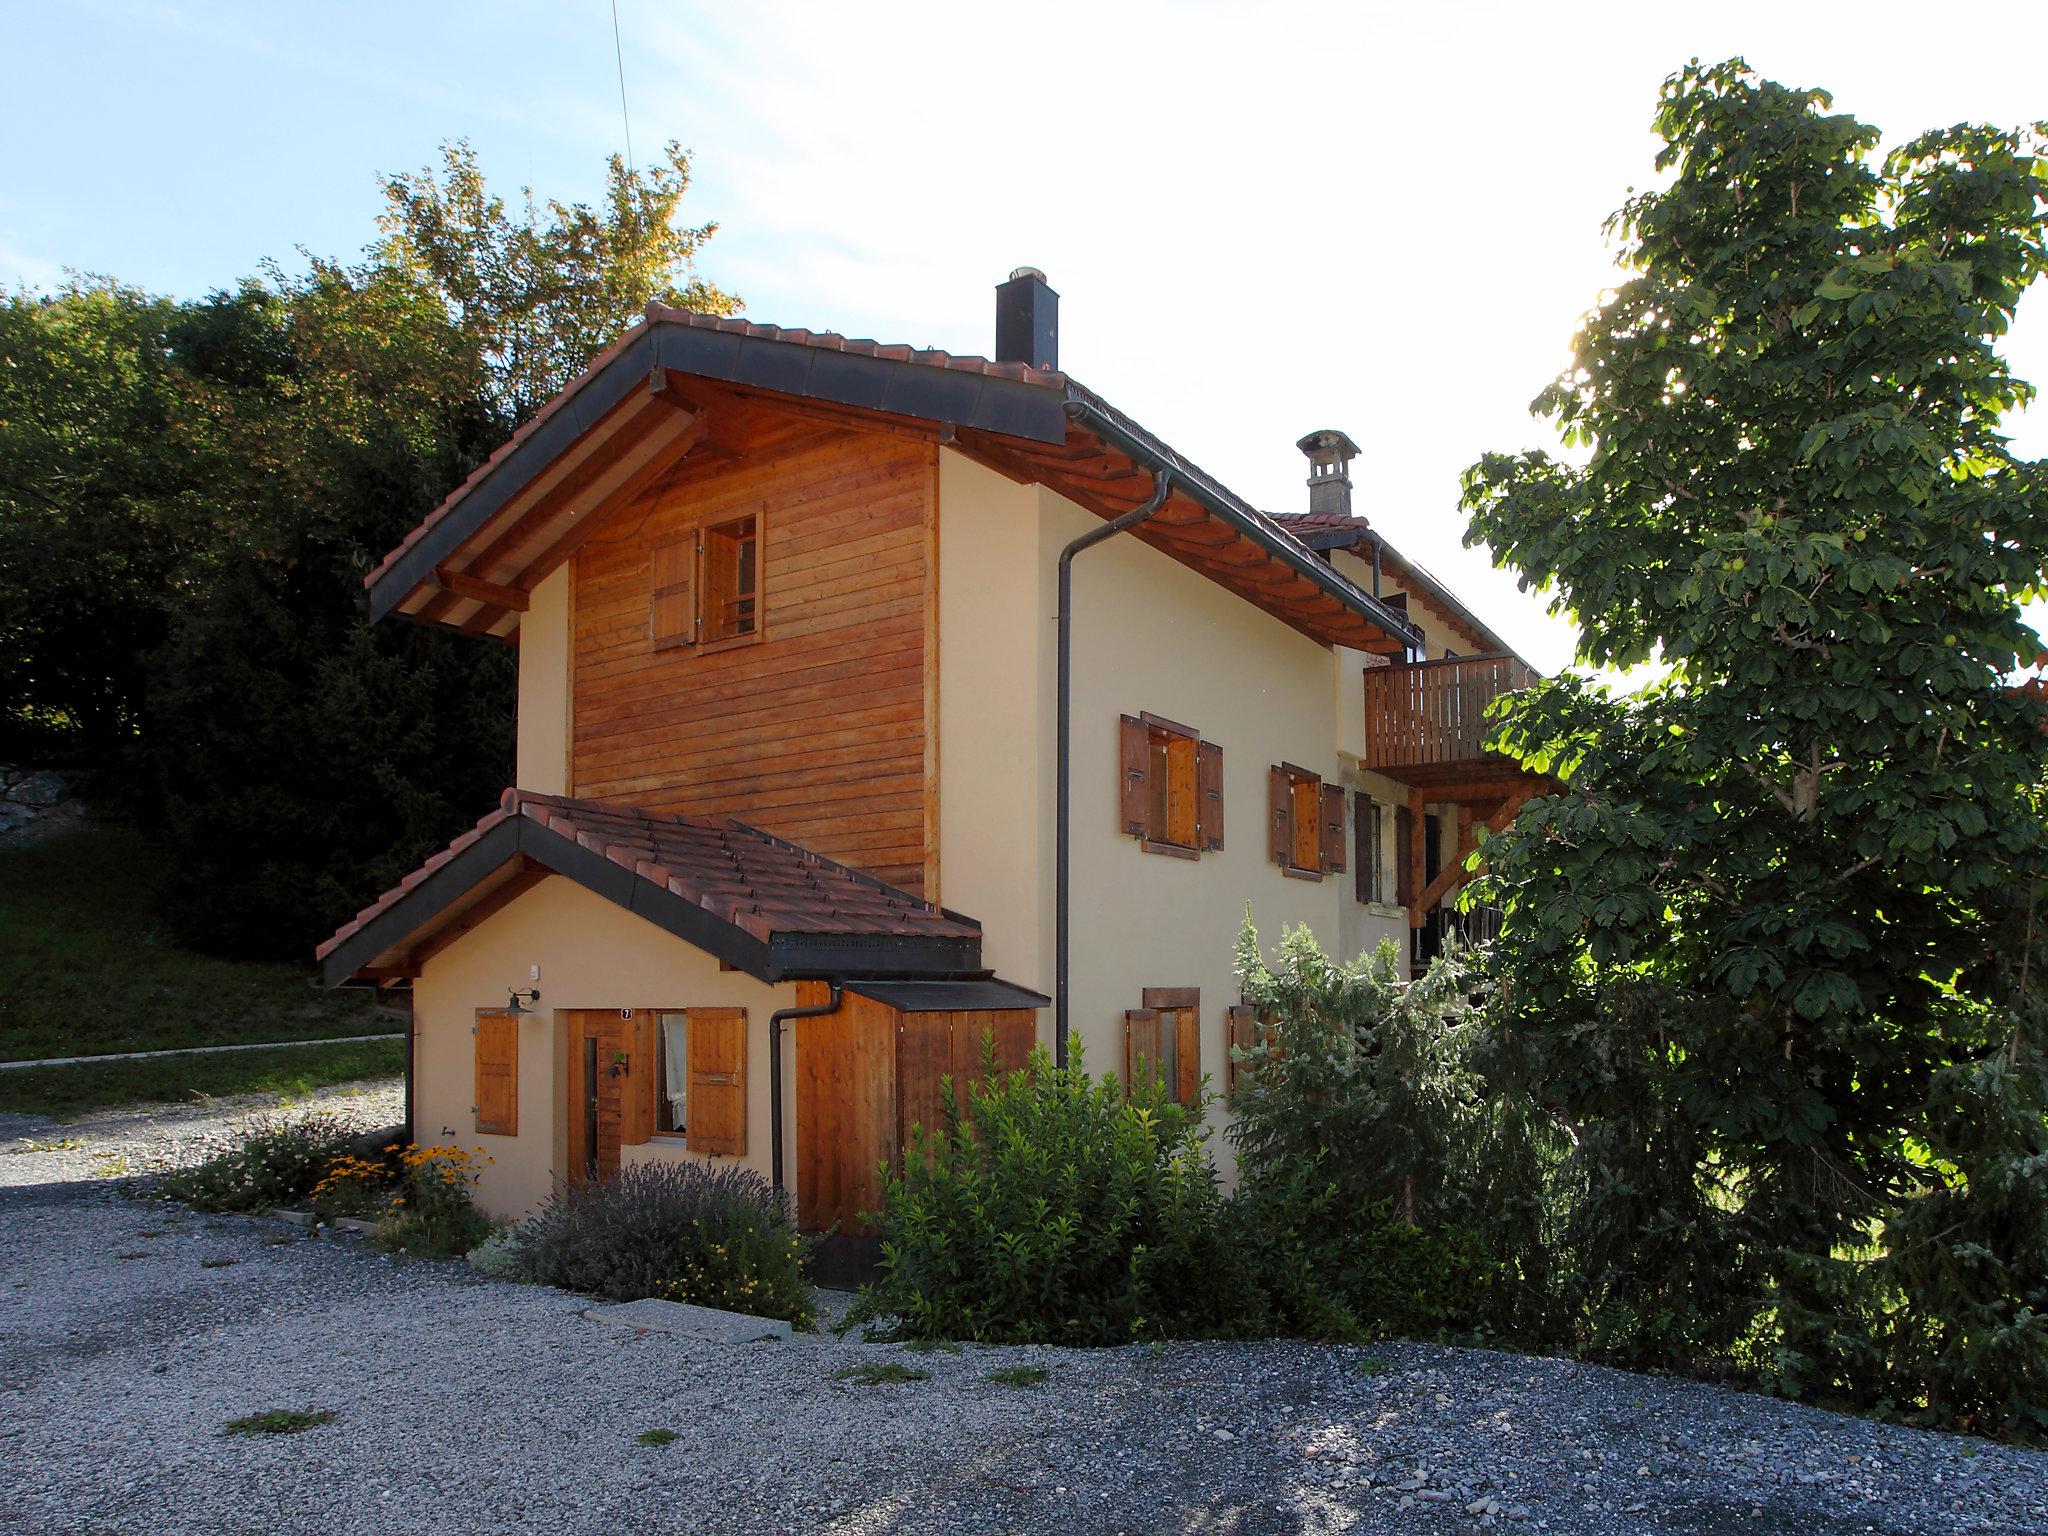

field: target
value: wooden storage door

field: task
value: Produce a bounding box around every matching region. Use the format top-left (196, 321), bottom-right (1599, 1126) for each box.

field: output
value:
top-left (795, 987), bottom-right (1041, 1236)
top-left (896, 1009), bottom-right (1038, 1152)
top-left (795, 987), bottom-right (897, 1237)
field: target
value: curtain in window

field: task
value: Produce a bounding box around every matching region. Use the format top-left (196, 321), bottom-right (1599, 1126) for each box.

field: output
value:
top-left (660, 1013), bottom-right (689, 1128)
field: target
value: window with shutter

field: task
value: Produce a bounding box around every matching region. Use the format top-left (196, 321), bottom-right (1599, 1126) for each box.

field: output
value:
top-left (1133, 989), bottom-right (1201, 1106)
top-left (474, 1010), bottom-right (519, 1137)
top-left (684, 1007), bottom-right (747, 1155)
top-left (655, 1011), bottom-right (688, 1135)
top-left (1121, 712), bottom-right (1213, 858)
top-left (650, 537), bottom-right (696, 650)
top-left (1272, 762), bottom-right (1330, 879)
top-left (700, 514), bottom-right (761, 649)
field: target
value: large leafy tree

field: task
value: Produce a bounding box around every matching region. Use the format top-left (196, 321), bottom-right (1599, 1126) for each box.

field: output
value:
top-left (1463, 59), bottom-right (2048, 1428)
top-left (0, 141), bottom-right (735, 957)
top-left (376, 138), bottom-right (738, 420)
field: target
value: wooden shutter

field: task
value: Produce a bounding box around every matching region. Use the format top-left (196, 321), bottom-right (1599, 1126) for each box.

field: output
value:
top-left (1123, 1008), bottom-right (1161, 1092)
top-left (1119, 715), bottom-right (1151, 838)
top-left (621, 1009), bottom-right (658, 1148)
top-left (1173, 1008), bottom-right (1201, 1107)
top-left (1320, 783), bottom-right (1348, 874)
top-left (474, 1010), bottom-right (519, 1136)
top-left (1226, 1004), bottom-right (1257, 1098)
top-left (651, 535), bottom-right (696, 650)
top-left (685, 1007), bottom-right (746, 1155)
top-left (1268, 766), bottom-right (1292, 866)
top-left (1197, 741), bottom-right (1224, 850)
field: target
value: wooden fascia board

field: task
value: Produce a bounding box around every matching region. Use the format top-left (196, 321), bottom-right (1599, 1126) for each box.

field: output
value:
top-left (369, 328), bottom-right (660, 624)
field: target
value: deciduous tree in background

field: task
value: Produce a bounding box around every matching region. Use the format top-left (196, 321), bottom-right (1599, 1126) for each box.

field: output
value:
top-left (0, 141), bottom-right (735, 956)
top-left (1463, 58), bottom-right (2048, 1427)
top-left (376, 138), bottom-right (737, 419)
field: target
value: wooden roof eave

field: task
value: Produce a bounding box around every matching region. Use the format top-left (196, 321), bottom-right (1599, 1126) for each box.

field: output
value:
top-left (952, 425), bottom-right (1412, 656)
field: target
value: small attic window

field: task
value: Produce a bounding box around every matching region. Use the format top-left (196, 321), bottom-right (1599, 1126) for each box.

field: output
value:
top-left (651, 514), bottom-right (763, 655)
top-left (701, 514), bottom-right (760, 648)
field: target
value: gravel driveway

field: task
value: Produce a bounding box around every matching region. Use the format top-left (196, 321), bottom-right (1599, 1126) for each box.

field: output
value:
top-left (3, 1088), bottom-right (2044, 1536)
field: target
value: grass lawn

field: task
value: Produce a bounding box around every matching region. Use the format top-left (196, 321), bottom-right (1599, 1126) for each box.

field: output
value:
top-left (0, 825), bottom-right (384, 1061)
top-left (0, 1035), bottom-right (405, 1120)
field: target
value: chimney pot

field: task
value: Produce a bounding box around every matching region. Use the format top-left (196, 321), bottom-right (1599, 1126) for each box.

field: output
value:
top-left (1297, 429), bottom-right (1360, 518)
top-left (995, 268), bottom-right (1059, 371)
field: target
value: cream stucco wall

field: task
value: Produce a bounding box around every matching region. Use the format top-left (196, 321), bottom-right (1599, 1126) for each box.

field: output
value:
top-left (938, 448), bottom-right (1377, 1145)
top-left (412, 874), bottom-right (795, 1220)
top-left (514, 564), bottom-right (571, 795)
top-left (935, 451), bottom-right (1053, 991)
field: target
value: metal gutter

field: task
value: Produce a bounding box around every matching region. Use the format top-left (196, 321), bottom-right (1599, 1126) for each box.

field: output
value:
top-left (769, 984), bottom-right (843, 1196)
top-left (1055, 470), bottom-right (1174, 1067)
top-left (1284, 522), bottom-right (1533, 673)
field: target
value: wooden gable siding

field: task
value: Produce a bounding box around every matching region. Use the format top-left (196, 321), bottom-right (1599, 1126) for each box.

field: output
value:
top-left (571, 411), bottom-right (938, 896)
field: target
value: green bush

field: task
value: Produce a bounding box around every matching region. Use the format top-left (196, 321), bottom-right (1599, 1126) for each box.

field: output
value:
top-left (510, 1161), bottom-right (815, 1328)
top-left (158, 1114), bottom-right (378, 1213)
top-left (1227, 922), bottom-right (1553, 1343)
top-left (372, 1144), bottom-right (494, 1260)
top-left (843, 1041), bottom-right (1249, 1345)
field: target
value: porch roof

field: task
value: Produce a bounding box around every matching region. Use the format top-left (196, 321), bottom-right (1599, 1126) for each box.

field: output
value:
top-left (316, 789), bottom-right (984, 988)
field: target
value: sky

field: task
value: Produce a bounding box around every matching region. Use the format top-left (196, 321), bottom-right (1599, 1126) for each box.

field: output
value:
top-left (4, 0), bottom-right (2045, 674)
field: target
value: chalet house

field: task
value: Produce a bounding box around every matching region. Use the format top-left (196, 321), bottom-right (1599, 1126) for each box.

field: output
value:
top-left (317, 270), bottom-right (1546, 1238)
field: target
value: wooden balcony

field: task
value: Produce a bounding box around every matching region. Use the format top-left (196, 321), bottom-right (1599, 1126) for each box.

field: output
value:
top-left (1361, 654), bottom-right (1536, 789)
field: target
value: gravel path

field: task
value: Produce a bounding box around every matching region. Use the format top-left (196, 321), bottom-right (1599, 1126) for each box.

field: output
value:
top-left (3, 1090), bottom-right (2045, 1536)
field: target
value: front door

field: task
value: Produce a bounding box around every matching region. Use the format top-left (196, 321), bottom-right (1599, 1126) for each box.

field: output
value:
top-left (565, 1009), bottom-right (642, 1185)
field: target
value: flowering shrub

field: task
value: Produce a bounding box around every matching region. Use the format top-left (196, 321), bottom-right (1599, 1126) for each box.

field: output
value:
top-left (511, 1161), bottom-right (816, 1328)
top-left (372, 1145), bottom-right (494, 1259)
top-left (158, 1115), bottom-right (375, 1213)
top-left (308, 1153), bottom-right (397, 1219)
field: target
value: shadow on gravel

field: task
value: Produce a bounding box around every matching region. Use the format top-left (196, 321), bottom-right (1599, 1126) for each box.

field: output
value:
top-left (0, 1175), bottom-right (125, 1211)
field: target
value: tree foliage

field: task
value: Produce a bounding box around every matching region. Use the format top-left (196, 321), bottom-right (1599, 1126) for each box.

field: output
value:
top-left (1462, 59), bottom-right (2048, 1430)
top-left (0, 141), bottom-right (732, 956)
top-left (376, 138), bottom-right (738, 420)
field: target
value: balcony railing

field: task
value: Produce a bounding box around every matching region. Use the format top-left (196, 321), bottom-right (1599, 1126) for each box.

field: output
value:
top-left (1361, 654), bottom-right (1535, 775)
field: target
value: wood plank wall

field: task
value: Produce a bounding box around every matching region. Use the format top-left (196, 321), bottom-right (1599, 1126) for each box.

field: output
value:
top-left (571, 413), bottom-right (938, 896)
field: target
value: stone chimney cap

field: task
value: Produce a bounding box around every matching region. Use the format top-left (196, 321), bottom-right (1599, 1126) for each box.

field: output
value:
top-left (1296, 428), bottom-right (1361, 459)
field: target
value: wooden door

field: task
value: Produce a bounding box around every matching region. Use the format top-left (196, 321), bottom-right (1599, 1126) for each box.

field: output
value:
top-left (565, 1009), bottom-right (655, 1185)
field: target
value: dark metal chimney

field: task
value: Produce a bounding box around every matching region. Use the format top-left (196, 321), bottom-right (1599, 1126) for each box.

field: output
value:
top-left (995, 267), bottom-right (1059, 371)
top-left (1297, 428), bottom-right (1361, 518)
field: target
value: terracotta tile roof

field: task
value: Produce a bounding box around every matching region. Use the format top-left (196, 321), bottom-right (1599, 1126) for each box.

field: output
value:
top-left (316, 788), bottom-right (978, 967)
top-left (364, 306), bottom-right (1064, 591)
top-left (1270, 508), bottom-right (1371, 539)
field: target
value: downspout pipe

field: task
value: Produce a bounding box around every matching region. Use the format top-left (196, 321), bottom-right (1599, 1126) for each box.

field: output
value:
top-left (769, 983), bottom-right (843, 1196)
top-left (1056, 466), bottom-right (1174, 1067)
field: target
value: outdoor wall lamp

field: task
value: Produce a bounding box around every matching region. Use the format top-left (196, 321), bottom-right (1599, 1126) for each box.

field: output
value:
top-left (507, 987), bottom-right (541, 1014)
